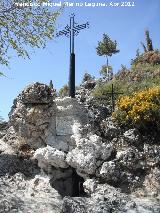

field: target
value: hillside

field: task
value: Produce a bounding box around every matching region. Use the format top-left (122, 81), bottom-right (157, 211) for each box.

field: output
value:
top-left (92, 50), bottom-right (160, 98)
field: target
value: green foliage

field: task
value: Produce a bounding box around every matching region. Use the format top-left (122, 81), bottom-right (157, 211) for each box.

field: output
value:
top-left (96, 33), bottom-right (119, 57)
top-left (91, 81), bottom-right (123, 106)
top-left (140, 30), bottom-right (153, 53)
top-left (131, 50), bottom-right (160, 67)
top-left (82, 72), bottom-right (95, 83)
top-left (0, 72), bottom-right (5, 76)
top-left (127, 31), bottom-right (160, 90)
top-left (100, 65), bottom-right (113, 78)
top-left (49, 80), bottom-right (53, 89)
top-left (59, 84), bottom-right (69, 97)
top-left (133, 30), bottom-right (155, 68)
top-left (96, 33), bottom-right (119, 80)
top-left (145, 30), bottom-right (153, 52)
top-left (92, 61), bottom-right (160, 106)
top-left (0, 0), bottom-right (61, 69)
top-left (115, 62), bottom-right (160, 94)
top-left (49, 80), bottom-right (57, 97)
top-left (141, 42), bottom-right (147, 53)
top-left (136, 49), bottom-right (140, 57)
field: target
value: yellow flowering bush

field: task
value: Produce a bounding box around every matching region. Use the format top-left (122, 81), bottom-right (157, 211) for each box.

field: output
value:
top-left (113, 86), bottom-right (160, 130)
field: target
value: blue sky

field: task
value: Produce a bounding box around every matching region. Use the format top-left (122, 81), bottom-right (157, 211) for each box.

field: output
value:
top-left (0, 0), bottom-right (160, 120)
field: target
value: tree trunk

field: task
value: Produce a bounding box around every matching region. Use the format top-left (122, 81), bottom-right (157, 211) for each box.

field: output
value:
top-left (106, 56), bottom-right (109, 79)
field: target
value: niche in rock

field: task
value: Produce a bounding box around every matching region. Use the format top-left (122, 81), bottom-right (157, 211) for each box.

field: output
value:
top-left (50, 168), bottom-right (86, 197)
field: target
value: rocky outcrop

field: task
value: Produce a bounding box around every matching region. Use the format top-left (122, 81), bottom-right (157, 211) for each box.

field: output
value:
top-left (62, 185), bottom-right (160, 213)
top-left (0, 121), bottom-right (8, 139)
top-left (0, 173), bottom-right (62, 213)
top-left (34, 146), bottom-right (68, 169)
top-left (15, 82), bottom-right (53, 104)
top-left (1, 82), bottom-right (160, 212)
top-left (76, 81), bottom-right (112, 137)
top-left (9, 82), bottom-right (55, 149)
top-left (66, 133), bottom-right (114, 176)
top-left (8, 82), bottom-right (89, 151)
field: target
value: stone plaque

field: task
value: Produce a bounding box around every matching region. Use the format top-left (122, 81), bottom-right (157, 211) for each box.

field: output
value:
top-left (56, 116), bottom-right (74, 136)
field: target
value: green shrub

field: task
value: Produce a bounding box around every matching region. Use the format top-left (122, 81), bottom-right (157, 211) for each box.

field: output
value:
top-left (131, 50), bottom-right (160, 66)
top-left (82, 72), bottom-right (95, 83)
top-left (59, 84), bottom-right (69, 97)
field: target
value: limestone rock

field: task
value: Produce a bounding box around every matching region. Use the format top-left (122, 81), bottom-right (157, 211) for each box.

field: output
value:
top-left (46, 134), bottom-right (69, 152)
top-left (62, 196), bottom-right (112, 213)
top-left (143, 168), bottom-right (160, 197)
top-left (9, 83), bottom-right (55, 149)
top-left (81, 79), bottom-right (96, 90)
top-left (0, 151), bottom-right (39, 177)
top-left (62, 182), bottom-right (160, 212)
top-left (143, 144), bottom-right (160, 166)
top-left (100, 117), bottom-right (121, 139)
top-left (83, 178), bottom-right (98, 194)
top-left (123, 128), bottom-right (139, 143)
top-left (0, 121), bottom-right (8, 138)
top-left (3, 80), bottom-right (160, 212)
top-left (66, 134), bottom-right (114, 176)
top-left (117, 147), bottom-right (145, 170)
top-left (0, 172), bottom-right (62, 213)
top-left (17, 82), bottom-right (53, 104)
top-left (34, 146), bottom-right (69, 169)
top-left (66, 147), bottom-right (97, 175)
top-left (62, 182), bottom-right (133, 213)
top-left (100, 161), bottom-right (120, 182)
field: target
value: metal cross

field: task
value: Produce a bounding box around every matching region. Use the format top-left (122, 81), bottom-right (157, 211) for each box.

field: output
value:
top-left (56, 13), bottom-right (89, 54)
top-left (97, 84), bottom-right (123, 112)
top-left (56, 14), bottom-right (89, 98)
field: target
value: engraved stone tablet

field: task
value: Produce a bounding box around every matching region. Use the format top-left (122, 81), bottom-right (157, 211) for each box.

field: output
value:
top-left (56, 116), bottom-right (74, 135)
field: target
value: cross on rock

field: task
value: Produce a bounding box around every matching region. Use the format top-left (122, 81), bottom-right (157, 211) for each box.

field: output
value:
top-left (97, 84), bottom-right (123, 112)
top-left (56, 14), bottom-right (89, 98)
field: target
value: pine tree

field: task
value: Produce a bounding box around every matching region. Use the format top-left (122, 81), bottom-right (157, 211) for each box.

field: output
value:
top-left (96, 33), bottom-right (119, 80)
top-left (82, 72), bottom-right (94, 83)
top-left (99, 65), bottom-right (113, 80)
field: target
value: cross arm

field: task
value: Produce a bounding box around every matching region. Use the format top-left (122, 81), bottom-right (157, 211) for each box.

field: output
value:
top-left (56, 30), bottom-right (70, 37)
top-left (105, 92), bottom-right (123, 95)
top-left (74, 22), bottom-right (89, 31)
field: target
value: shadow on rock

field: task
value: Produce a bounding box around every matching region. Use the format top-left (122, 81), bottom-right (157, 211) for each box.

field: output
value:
top-left (0, 153), bottom-right (39, 177)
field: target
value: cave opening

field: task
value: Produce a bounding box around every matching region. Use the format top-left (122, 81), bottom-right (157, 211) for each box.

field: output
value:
top-left (50, 168), bottom-right (86, 198)
top-left (72, 169), bottom-right (86, 197)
